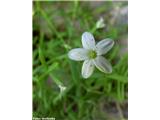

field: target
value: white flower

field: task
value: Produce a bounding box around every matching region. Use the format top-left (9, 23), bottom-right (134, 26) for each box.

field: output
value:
top-left (58, 85), bottom-right (66, 93)
top-left (96, 17), bottom-right (106, 29)
top-left (68, 32), bottom-right (114, 79)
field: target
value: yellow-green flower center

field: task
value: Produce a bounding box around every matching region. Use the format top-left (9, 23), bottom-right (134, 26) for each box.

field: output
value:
top-left (88, 50), bottom-right (97, 59)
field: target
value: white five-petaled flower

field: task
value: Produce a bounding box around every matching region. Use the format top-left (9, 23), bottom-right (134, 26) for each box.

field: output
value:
top-left (68, 32), bottom-right (114, 79)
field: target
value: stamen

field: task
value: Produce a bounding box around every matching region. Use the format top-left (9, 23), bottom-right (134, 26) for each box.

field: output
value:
top-left (88, 50), bottom-right (97, 59)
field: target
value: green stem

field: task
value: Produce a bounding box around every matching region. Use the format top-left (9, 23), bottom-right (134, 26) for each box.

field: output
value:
top-left (91, 25), bottom-right (97, 34)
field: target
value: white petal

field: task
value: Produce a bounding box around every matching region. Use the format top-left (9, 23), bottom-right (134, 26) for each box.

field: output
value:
top-left (93, 56), bottom-right (112, 73)
top-left (82, 32), bottom-right (96, 50)
top-left (82, 60), bottom-right (95, 79)
top-left (96, 39), bottom-right (114, 55)
top-left (68, 48), bottom-right (89, 61)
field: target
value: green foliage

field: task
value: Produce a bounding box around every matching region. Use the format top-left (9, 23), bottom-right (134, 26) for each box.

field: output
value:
top-left (33, 1), bottom-right (128, 120)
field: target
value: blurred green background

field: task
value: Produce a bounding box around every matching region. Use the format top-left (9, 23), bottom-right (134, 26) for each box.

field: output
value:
top-left (33, 1), bottom-right (128, 120)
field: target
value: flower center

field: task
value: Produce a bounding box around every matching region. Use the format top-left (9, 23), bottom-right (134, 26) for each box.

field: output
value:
top-left (88, 50), bottom-right (97, 59)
